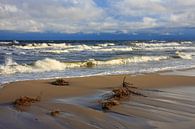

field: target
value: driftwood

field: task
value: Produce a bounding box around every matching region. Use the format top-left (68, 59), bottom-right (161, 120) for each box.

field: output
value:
top-left (100, 76), bottom-right (146, 110)
top-left (51, 79), bottom-right (69, 86)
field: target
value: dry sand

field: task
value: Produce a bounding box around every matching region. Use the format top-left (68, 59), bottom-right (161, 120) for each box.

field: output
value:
top-left (0, 74), bottom-right (195, 129)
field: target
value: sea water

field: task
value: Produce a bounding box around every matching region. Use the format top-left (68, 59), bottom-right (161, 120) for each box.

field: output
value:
top-left (0, 40), bottom-right (195, 85)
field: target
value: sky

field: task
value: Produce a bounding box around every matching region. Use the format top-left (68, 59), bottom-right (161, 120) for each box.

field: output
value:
top-left (0, 0), bottom-right (195, 40)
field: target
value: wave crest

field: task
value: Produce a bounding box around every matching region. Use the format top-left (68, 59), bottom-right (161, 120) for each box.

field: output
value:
top-left (133, 42), bottom-right (181, 47)
top-left (14, 43), bottom-right (70, 49)
top-left (0, 56), bottom-right (168, 75)
top-left (175, 51), bottom-right (192, 60)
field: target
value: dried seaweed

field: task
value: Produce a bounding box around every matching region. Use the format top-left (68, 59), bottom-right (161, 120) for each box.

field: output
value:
top-left (101, 99), bottom-right (120, 110)
top-left (100, 76), bottom-right (146, 110)
top-left (51, 79), bottom-right (69, 86)
top-left (14, 96), bottom-right (40, 106)
top-left (50, 110), bottom-right (60, 117)
top-left (13, 96), bottom-right (41, 111)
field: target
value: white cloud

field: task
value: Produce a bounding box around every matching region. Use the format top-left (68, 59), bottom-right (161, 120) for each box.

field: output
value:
top-left (0, 4), bottom-right (18, 13)
top-left (142, 17), bottom-right (157, 27)
top-left (109, 0), bottom-right (167, 17)
top-left (0, 0), bottom-right (195, 33)
top-left (169, 12), bottom-right (195, 27)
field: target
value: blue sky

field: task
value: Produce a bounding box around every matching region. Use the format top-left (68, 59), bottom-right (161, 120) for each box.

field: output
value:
top-left (0, 0), bottom-right (195, 40)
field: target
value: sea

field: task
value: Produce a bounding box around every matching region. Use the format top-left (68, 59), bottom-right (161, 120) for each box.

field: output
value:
top-left (0, 40), bottom-right (195, 85)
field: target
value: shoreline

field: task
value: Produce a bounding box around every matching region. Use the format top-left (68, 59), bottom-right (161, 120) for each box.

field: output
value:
top-left (0, 66), bottom-right (193, 87)
top-left (1, 73), bottom-right (195, 103)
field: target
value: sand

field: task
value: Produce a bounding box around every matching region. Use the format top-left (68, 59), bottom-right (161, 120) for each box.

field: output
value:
top-left (0, 73), bottom-right (195, 129)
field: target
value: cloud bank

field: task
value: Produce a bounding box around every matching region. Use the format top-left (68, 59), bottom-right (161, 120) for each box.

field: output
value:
top-left (0, 0), bottom-right (195, 33)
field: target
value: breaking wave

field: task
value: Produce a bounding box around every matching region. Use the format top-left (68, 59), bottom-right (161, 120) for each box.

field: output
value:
top-left (2, 42), bottom-right (192, 54)
top-left (13, 43), bottom-right (115, 50)
top-left (133, 42), bottom-right (181, 47)
top-left (174, 51), bottom-right (192, 60)
top-left (14, 43), bottom-right (71, 49)
top-left (0, 56), bottom-right (168, 75)
top-left (133, 42), bottom-right (195, 51)
top-left (96, 43), bottom-right (115, 47)
top-left (14, 43), bottom-right (117, 50)
top-left (12, 43), bottom-right (134, 53)
top-left (42, 47), bottom-right (133, 54)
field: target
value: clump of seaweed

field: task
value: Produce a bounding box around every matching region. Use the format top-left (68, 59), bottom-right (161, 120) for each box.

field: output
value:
top-left (100, 76), bottom-right (146, 110)
top-left (50, 110), bottom-right (60, 117)
top-left (14, 96), bottom-right (40, 106)
top-left (112, 87), bottom-right (130, 100)
top-left (51, 78), bottom-right (69, 86)
top-left (13, 96), bottom-right (41, 111)
top-left (101, 99), bottom-right (120, 110)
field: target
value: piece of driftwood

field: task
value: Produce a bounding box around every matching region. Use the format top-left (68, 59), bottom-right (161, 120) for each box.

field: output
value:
top-left (100, 76), bottom-right (146, 110)
top-left (51, 79), bottom-right (69, 86)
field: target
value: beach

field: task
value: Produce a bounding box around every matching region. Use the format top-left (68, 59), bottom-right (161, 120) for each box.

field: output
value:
top-left (1, 73), bottom-right (195, 129)
top-left (0, 40), bottom-right (195, 129)
top-left (1, 0), bottom-right (195, 128)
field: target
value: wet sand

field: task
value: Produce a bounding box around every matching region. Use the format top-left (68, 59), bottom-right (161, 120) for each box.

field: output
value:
top-left (1, 73), bottom-right (195, 129)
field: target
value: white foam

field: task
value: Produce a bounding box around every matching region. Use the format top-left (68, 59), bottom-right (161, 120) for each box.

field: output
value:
top-left (181, 41), bottom-right (192, 44)
top-left (42, 50), bottom-right (69, 54)
top-left (0, 41), bottom-right (12, 45)
top-left (14, 43), bottom-right (71, 49)
top-left (175, 51), bottom-right (192, 60)
top-left (39, 45), bottom-right (133, 54)
top-left (133, 42), bottom-right (181, 47)
top-left (13, 42), bottom-right (194, 53)
top-left (97, 43), bottom-right (115, 47)
top-left (93, 56), bottom-right (168, 66)
top-left (0, 58), bottom-right (81, 75)
top-left (89, 47), bottom-right (133, 52)
top-left (0, 56), bottom-right (168, 75)
top-left (4, 56), bottom-right (17, 66)
top-left (132, 42), bottom-right (195, 51)
top-left (144, 46), bottom-right (195, 51)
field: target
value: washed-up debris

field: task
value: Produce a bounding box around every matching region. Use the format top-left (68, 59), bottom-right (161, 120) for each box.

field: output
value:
top-left (100, 76), bottom-right (146, 110)
top-left (50, 110), bottom-right (60, 117)
top-left (101, 99), bottom-right (120, 110)
top-left (51, 78), bottom-right (69, 86)
top-left (14, 96), bottom-right (40, 106)
top-left (112, 87), bottom-right (130, 100)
